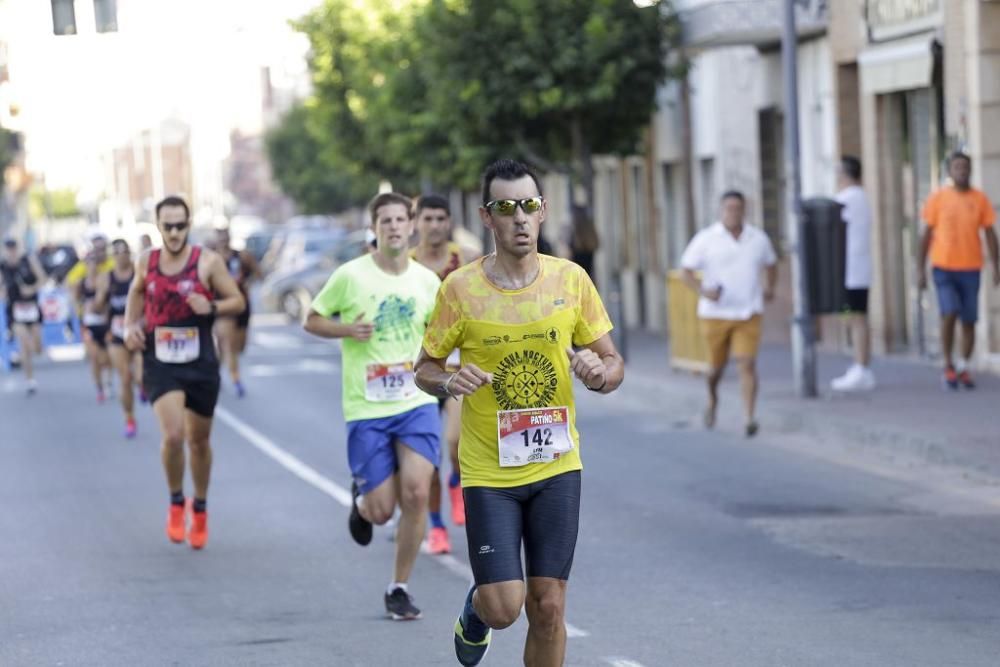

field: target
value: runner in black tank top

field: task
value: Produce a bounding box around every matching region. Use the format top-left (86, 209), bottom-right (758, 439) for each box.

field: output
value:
top-left (1, 238), bottom-right (45, 395)
top-left (101, 239), bottom-right (143, 438)
top-left (212, 227), bottom-right (260, 399)
top-left (122, 196), bottom-right (245, 550)
top-left (77, 252), bottom-right (112, 403)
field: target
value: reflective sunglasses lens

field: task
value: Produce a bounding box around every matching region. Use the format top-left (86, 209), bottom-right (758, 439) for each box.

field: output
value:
top-left (491, 200), bottom-right (516, 215)
top-left (522, 197), bottom-right (542, 213)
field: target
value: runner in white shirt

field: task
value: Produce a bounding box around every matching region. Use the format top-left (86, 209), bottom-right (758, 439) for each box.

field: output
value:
top-left (831, 156), bottom-right (876, 392)
top-left (681, 190), bottom-right (777, 437)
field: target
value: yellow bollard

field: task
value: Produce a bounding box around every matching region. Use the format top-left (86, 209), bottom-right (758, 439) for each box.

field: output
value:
top-left (666, 270), bottom-right (710, 374)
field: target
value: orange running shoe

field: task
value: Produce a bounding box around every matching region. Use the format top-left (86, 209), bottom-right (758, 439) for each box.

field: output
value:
top-left (189, 509), bottom-right (208, 550)
top-left (166, 503), bottom-right (186, 544)
top-left (428, 526), bottom-right (451, 555)
top-left (449, 483), bottom-right (465, 526)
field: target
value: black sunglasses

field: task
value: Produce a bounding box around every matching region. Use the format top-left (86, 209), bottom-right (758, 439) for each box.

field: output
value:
top-left (162, 222), bottom-right (189, 233)
top-left (485, 197), bottom-right (544, 216)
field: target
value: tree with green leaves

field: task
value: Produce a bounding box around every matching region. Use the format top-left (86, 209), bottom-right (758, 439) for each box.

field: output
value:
top-left (0, 125), bottom-right (13, 180)
top-left (277, 0), bottom-right (681, 215)
top-left (418, 0), bottom-right (677, 212)
top-left (265, 103), bottom-right (369, 214)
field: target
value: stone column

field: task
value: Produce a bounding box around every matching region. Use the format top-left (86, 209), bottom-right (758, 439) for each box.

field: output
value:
top-left (966, 0), bottom-right (1000, 369)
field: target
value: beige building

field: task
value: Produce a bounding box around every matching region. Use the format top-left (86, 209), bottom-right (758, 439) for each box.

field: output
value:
top-left (583, 0), bottom-right (836, 346)
top-left (830, 0), bottom-right (1000, 371)
top-left (109, 119), bottom-right (194, 224)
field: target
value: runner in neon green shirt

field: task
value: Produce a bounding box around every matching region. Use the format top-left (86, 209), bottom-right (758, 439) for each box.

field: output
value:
top-left (304, 192), bottom-right (442, 622)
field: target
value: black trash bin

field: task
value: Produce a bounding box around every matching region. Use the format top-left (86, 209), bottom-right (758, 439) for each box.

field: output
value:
top-left (801, 197), bottom-right (847, 315)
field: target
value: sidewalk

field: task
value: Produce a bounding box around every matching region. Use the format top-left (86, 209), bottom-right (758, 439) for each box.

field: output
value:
top-left (619, 328), bottom-right (1000, 487)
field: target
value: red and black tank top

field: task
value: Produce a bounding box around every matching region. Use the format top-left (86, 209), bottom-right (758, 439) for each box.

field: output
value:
top-left (144, 247), bottom-right (214, 332)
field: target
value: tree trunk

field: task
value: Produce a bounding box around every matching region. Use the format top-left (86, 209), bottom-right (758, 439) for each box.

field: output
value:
top-left (569, 116), bottom-right (595, 217)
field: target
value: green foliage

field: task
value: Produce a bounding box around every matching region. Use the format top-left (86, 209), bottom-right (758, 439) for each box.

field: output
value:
top-left (265, 103), bottom-right (370, 214)
top-left (28, 186), bottom-right (80, 219)
top-left (0, 125), bottom-right (13, 179)
top-left (277, 0), bottom-right (678, 211)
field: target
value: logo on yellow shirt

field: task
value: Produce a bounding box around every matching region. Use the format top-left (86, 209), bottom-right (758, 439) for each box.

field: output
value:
top-left (493, 349), bottom-right (558, 410)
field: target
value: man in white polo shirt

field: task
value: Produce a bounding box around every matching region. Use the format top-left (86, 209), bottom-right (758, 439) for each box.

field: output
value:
top-left (681, 190), bottom-right (778, 437)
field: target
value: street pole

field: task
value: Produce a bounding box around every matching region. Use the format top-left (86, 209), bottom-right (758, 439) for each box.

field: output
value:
top-left (781, 0), bottom-right (817, 397)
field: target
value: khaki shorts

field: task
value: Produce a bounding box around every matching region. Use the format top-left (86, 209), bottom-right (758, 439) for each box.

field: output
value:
top-left (700, 315), bottom-right (762, 368)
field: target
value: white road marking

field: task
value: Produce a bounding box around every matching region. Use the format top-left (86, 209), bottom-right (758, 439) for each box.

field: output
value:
top-left (217, 407), bottom-right (592, 641)
top-left (605, 659), bottom-right (646, 667)
top-left (215, 407), bottom-right (352, 506)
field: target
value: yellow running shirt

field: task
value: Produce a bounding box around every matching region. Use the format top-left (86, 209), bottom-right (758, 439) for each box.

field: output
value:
top-left (423, 255), bottom-right (613, 488)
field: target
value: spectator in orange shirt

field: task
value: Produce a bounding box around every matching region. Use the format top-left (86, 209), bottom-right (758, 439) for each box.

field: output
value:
top-left (918, 152), bottom-right (1000, 390)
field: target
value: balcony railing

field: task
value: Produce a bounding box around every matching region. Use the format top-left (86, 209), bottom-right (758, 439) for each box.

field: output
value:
top-left (678, 0), bottom-right (828, 49)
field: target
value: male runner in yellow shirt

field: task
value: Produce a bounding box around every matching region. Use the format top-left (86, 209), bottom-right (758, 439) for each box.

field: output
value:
top-left (415, 159), bottom-right (624, 666)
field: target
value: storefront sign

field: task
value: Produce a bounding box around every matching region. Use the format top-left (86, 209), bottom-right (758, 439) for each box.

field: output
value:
top-left (866, 0), bottom-right (942, 42)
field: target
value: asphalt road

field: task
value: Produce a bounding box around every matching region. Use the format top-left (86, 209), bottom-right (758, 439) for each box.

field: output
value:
top-left (3, 316), bottom-right (1000, 666)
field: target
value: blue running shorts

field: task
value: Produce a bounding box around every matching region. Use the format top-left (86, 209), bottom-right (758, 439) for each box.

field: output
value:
top-left (346, 404), bottom-right (441, 494)
top-left (933, 268), bottom-right (981, 324)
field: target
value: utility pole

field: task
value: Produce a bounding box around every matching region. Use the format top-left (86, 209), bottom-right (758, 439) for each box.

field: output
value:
top-left (781, 0), bottom-right (817, 397)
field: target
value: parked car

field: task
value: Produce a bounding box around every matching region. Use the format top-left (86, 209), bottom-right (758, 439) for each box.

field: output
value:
top-left (244, 229), bottom-right (279, 265)
top-left (259, 229), bottom-right (368, 322)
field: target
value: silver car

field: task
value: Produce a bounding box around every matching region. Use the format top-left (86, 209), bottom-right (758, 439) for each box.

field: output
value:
top-left (259, 230), bottom-right (368, 322)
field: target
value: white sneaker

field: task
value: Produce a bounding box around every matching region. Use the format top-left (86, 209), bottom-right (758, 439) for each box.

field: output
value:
top-left (831, 364), bottom-right (875, 392)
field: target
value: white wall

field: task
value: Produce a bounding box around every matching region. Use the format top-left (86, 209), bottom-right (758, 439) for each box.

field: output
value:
top-left (689, 47), bottom-right (762, 227)
top-left (798, 38), bottom-right (838, 198)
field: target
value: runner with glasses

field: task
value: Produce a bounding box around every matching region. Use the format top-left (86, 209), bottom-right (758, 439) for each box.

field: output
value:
top-left (123, 196), bottom-right (245, 549)
top-left (415, 159), bottom-right (624, 666)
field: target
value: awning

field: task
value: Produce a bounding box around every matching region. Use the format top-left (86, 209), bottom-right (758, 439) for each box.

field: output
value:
top-left (858, 37), bottom-right (936, 95)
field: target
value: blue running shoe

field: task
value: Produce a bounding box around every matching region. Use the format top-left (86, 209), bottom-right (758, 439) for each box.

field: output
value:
top-left (235, 381), bottom-right (246, 398)
top-left (454, 586), bottom-right (491, 666)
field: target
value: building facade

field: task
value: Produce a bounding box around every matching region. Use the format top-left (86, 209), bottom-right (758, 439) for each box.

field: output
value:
top-left (831, 0), bottom-right (1000, 370)
top-left (587, 0), bottom-right (837, 345)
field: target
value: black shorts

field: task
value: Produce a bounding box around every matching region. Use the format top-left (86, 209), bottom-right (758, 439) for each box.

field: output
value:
top-left (86, 325), bottom-right (109, 349)
top-left (236, 299), bottom-right (251, 329)
top-left (844, 288), bottom-right (869, 314)
top-left (143, 355), bottom-right (221, 417)
top-left (463, 470), bottom-right (581, 584)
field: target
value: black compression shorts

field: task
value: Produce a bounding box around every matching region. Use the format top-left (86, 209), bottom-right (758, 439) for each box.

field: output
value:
top-left (463, 470), bottom-right (581, 584)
